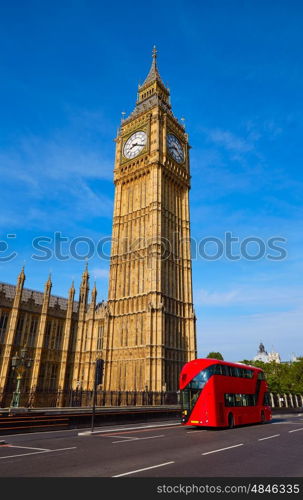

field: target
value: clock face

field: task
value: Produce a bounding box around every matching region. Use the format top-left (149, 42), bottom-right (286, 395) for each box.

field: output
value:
top-left (167, 134), bottom-right (184, 163)
top-left (123, 131), bottom-right (147, 159)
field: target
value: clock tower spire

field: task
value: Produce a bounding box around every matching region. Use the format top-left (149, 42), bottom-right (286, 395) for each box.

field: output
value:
top-left (126, 46), bottom-right (172, 122)
top-left (140, 45), bottom-right (164, 88)
top-left (103, 48), bottom-right (197, 393)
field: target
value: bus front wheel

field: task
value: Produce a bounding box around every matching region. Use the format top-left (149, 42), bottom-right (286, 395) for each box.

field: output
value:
top-left (228, 413), bottom-right (234, 429)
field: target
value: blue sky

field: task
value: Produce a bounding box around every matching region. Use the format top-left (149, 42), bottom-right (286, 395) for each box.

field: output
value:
top-left (0, 0), bottom-right (302, 361)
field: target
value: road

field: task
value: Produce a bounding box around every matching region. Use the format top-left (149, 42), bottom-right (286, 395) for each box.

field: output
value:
top-left (0, 413), bottom-right (302, 477)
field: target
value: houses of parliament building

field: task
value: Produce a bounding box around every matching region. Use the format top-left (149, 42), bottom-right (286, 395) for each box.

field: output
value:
top-left (0, 48), bottom-right (197, 407)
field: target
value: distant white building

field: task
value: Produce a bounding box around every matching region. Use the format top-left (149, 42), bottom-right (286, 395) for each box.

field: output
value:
top-left (268, 351), bottom-right (281, 363)
top-left (253, 342), bottom-right (281, 363)
top-left (290, 353), bottom-right (299, 362)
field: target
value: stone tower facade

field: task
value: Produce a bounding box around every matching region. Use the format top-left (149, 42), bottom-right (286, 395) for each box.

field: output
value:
top-left (103, 48), bottom-right (197, 392)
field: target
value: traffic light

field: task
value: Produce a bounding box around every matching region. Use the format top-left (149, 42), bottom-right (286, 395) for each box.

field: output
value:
top-left (95, 358), bottom-right (104, 386)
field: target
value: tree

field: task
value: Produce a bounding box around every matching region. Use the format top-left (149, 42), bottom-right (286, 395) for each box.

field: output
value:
top-left (238, 358), bottom-right (303, 394)
top-left (206, 352), bottom-right (224, 360)
top-left (288, 357), bottom-right (303, 393)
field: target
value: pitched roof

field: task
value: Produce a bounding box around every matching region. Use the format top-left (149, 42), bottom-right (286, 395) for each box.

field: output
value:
top-left (0, 282), bottom-right (79, 313)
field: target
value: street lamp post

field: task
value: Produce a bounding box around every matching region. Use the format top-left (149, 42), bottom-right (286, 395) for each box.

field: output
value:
top-left (10, 347), bottom-right (32, 408)
top-left (91, 359), bottom-right (104, 433)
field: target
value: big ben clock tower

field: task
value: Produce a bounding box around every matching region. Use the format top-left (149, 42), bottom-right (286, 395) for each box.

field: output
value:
top-left (103, 47), bottom-right (197, 392)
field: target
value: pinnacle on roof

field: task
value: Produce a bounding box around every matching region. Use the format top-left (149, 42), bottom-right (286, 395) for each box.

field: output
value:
top-left (90, 281), bottom-right (97, 304)
top-left (44, 273), bottom-right (52, 293)
top-left (17, 265), bottom-right (25, 284)
top-left (82, 261), bottom-right (89, 279)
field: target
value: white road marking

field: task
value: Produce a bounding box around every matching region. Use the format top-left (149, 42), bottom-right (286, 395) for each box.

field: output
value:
top-left (112, 438), bottom-right (138, 443)
top-left (0, 427), bottom-right (82, 438)
top-left (112, 434), bottom-right (164, 444)
top-left (78, 422), bottom-right (179, 436)
top-left (103, 435), bottom-right (135, 440)
top-left (274, 414), bottom-right (302, 418)
top-left (112, 461), bottom-right (175, 477)
top-left (0, 446), bottom-right (77, 460)
top-left (289, 427), bottom-right (303, 433)
top-left (272, 421), bottom-right (303, 424)
top-left (187, 430), bottom-right (204, 433)
top-left (0, 451), bottom-right (47, 460)
top-left (202, 444), bottom-right (244, 455)
top-left (258, 434), bottom-right (280, 441)
top-left (7, 445), bottom-right (50, 451)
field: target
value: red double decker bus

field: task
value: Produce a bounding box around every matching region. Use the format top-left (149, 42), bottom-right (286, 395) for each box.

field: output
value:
top-left (180, 358), bottom-right (272, 428)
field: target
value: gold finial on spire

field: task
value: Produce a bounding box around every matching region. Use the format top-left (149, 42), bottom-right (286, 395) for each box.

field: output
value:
top-left (82, 259), bottom-right (89, 281)
top-left (90, 280), bottom-right (97, 308)
top-left (139, 45), bottom-right (162, 88)
top-left (69, 279), bottom-right (75, 298)
top-left (18, 264), bottom-right (26, 284)
top-left (44, 272), bottom-right (52, 294)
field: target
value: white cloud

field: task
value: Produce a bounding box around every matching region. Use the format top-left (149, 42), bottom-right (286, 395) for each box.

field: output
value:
top-left (197, 289), bottom-right (239, 306)
top-left (0, 135), bottom-right (113, 188)
top-left (196, 285), bottom-right (303, 308)
top-left (207, 128), bottom-right (254, 153)
top-left (0, 130), bottom-right (114, 229)
top-left (90, 267), bottom-right (109, 279)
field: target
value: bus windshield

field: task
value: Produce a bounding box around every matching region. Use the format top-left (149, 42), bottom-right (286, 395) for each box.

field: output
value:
top-left (181, 366), bottom-right (213, 418)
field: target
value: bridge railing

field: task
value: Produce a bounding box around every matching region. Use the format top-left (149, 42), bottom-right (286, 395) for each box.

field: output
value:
top-left (1, 389), bottom-right (179, 408)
